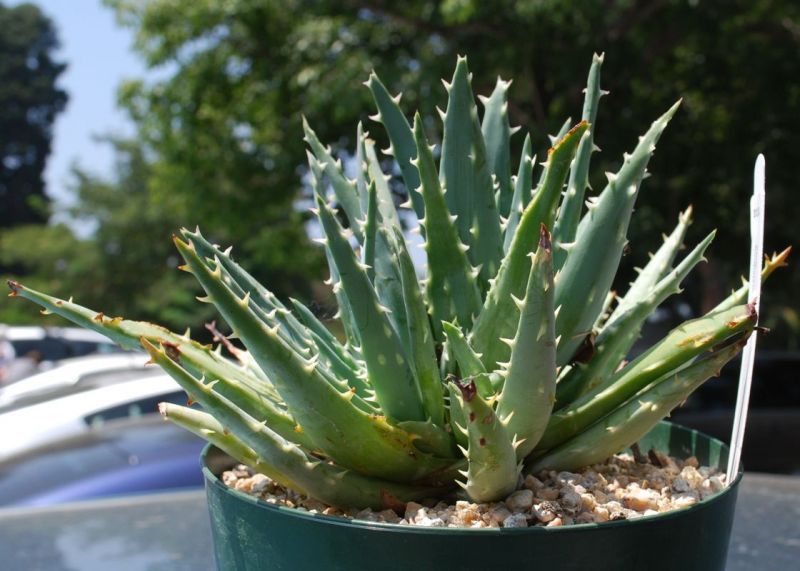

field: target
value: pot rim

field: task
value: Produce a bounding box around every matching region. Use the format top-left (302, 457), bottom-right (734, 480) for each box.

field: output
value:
top-left (200, 420), bottom-right (743, 535)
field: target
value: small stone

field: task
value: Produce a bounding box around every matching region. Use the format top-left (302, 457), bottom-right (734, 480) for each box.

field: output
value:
top-left (377, 509), bottom-right (401, 524)
top-left (684, 456), bottom-right (699, 468)
top-left (418, 516), bottom-right (446, 527)
top-left (594, 506), bottom-right (610, 522)
top-left (623, 486), bottom-right (660, 512)
top-left (404, 502), bottom-right (425, 521)
top-left (488, 505), bottom-right (513, 525)
top-left (533, 501), bottom-right (559, 523)
top-left (537, 487), bottom-right (560, 501)
top-left (546, 517), bottom-right (563, 527)
top-left (673, 494), bottom-right (698, 509)
top-left (559, 489), bottom-right (582, 513)
top-left (523, 475), bottom-right (544, 491)
top-left (503, 513), bottom-right (529, 528)
top-left (556, 471), bottom-right (581, 485)
top-left (249, 474), bottom-right (270, 493)
top-left (580, 493), bottom-right (597, 511)
top-left (672, 477), bottom-right (691, 493)
top-left (679, 466), bottom-right (704, 489)
top-left (355, 508), bottom-right (377, 522)
top-left (506, 489), bottom-right (534, 512)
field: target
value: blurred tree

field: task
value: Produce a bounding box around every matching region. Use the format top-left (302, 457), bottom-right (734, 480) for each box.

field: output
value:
top-left (0, 140), bottom-right (216, 333)
top-left (96, 0), bottom-right (797, 345)
top-left (0, 2), bottom-right (67, 227)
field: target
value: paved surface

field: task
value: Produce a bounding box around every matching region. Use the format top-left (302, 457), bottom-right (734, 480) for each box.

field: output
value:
top-left (0, 473), bottom-right (797, 570)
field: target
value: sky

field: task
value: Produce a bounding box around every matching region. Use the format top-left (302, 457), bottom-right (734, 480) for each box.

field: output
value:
top-left (9, 0), bottom-right (146, 210)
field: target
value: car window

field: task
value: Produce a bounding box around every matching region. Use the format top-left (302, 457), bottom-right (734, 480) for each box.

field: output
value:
top-left (75, 368), bottom-right (158, 389)
top-left (10, 339), bottom-right (68, 361)
top-left (83, 391), bottom-right (186, 427)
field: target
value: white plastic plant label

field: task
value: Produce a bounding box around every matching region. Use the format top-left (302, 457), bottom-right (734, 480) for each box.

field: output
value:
top-left (726, 154), bottom-right (766, 481)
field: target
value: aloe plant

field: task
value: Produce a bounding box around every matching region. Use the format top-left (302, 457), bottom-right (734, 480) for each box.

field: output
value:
top-left (8, 55), bottom-right (785, 510)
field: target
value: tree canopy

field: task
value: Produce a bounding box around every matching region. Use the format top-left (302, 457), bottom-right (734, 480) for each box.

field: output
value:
top-left (0, 2), bottom-right (67, 227)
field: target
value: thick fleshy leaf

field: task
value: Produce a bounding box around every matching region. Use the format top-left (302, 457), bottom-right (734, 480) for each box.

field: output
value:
top-left (480, 78), bottom-right (514, 219)
top-left (470, 121), bottom-right (588, 371)
top-left (554, 101), bottom-right (681, 366)
top-left (556, 230), bottom-right (716, 407)
top-left (552, 53), bottom-right (605, 269)
top-left (412, 113), bottom-right (482, 337)
top-left (453, 381), bottom-right (518, 503)
top-left (529, 337), bottom-right (747, 472)
top-left (366, 72), bottom-right (424, 219)
top-left (536, 303), bottom-right (756, 452)
top-left (439, 56), bottom-right (503, 290)
top-left (496, 225), bottom-right (557, 459)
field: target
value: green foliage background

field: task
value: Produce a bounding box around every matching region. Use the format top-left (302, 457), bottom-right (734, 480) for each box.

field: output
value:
top-left (2, 0), bottom-right (797, 346)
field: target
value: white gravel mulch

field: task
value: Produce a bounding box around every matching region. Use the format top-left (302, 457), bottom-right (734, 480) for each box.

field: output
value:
top-left (221, 448), bottom-right (727, 529)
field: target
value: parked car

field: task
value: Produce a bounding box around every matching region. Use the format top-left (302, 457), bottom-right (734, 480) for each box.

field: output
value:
top-left (0, 414), bottom-right (206, 507)
top-left (0, 374), bottom-right (187, 462)
top-left (0, 353), bottom-right (157, 412)
top-left (0, 325), bottom-right (122, 362)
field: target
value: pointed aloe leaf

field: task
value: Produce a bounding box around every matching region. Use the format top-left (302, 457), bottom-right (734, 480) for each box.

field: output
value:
top-left (440, 321), bottom-right (495, 399)
top-left (496, 225), bottom-right (556, 459)
top-left (182, 228), bottom-right (313, 352)
top-left (397, 419), bottom-right (456, 459)
top-left (366, 72), bottom-right (424, 219)
top-left (364, 138), bottom-right (402, 232)
top-left (553, 53), bottom-right (605, 269)
top-left (361, 181), bottom-right (378, 282)
top-left (307, 155), bottom-right (361, 348)
top-left (446, 382), bottom-right (469, 449)
top-left (355, 122), bottom-right (370, 212)
top-left (453, 380), bottom-right (519, 503)
top-left (5, 281), bottom-right (316, 447)
top-left (480, 78), bottom-right (514, 218)
top-left (556, 230), bottom-right (716, 407)
top-left (713, 246), bottom-right (792, 312)
top-left (554, 101), bottom-right (682, 366)
top-left (173, 237), bottom-right (454, 481)
top-left (503, 133), bottom-right (534, 253)
top-left (289, 298), bottom-right (360, 372)
top-left (607, 206), bottom-right (693, 325)
top-left (470, 121), bottom-right (588, 371)
top-left (439, 56), bottom-right (503, 289)
top-left (314, 195), bottom-right (425, 422)
top-left (529, 337), bottom-right (747, 473)
top-left (536, 303), bottom-right (756, 452)
top-left (412, 113), bottom-right (482, 337)
top-left (441, 321), bottom-right (486, 377)
top-left (303, 119), bottom-right (364, 240)
top-left (392, 226), bottom-right (445, 426)
top-left (155, 371), bottom-right (449, 509)
top-left (290, 299), bottom-right (370, 401)
top-left (371, 223), bottom-right (412, 358)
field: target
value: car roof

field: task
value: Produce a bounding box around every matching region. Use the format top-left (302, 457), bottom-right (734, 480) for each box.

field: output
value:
top-left (0, 325), bottom-right (115, 344)
top-left (0, 353), bottom-right (153, 408)
top-left (0, 374), bottom-right (183, 460)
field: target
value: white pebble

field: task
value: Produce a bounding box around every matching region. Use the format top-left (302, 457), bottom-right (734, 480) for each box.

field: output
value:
top-left (505, 489), bottom-right (534, 512)
top-left (503, 513), bottom-right (529, 528)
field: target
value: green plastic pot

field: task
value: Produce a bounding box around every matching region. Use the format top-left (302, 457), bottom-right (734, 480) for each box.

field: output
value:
top-left (201, 421), bottom-right (741, 570)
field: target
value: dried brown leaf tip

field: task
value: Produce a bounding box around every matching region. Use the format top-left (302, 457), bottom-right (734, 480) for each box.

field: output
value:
top-left (457, 379), bottom-right (477, 402)
top-left (6, 280), bottom-right (21, 296)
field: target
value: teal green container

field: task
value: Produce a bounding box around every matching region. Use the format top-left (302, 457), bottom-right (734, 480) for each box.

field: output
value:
top-left (202, 422), bottom-right (741, 570)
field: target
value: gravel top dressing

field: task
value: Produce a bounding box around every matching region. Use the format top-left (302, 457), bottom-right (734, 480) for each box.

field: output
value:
top-left (221, 447), bottom-right (727, 529)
